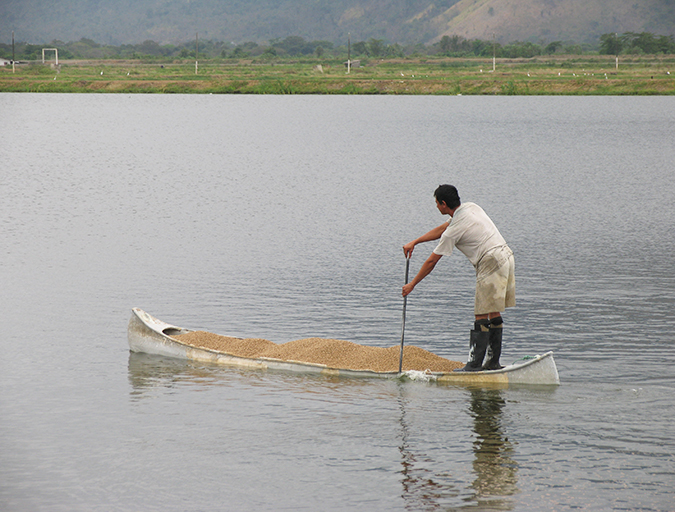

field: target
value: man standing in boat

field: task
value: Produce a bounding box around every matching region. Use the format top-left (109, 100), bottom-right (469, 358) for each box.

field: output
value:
top-left (402, 184), bottom-right (515, 371)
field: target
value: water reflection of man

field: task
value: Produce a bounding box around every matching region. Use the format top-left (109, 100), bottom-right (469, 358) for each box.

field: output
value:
top-left (469, 388), bottom-right (519, 506)
top-left (402, 184), bottom-right (515, 371)
top-left (396, 386), bottom-right (518, 510)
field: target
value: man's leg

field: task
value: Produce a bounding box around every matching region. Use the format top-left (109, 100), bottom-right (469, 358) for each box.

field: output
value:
top-left (455, 316), bottom-right (490, 372)
top-left (469, 246), bottom-right (514, 372)
top-left (483, 313), bottom-right (504, 370)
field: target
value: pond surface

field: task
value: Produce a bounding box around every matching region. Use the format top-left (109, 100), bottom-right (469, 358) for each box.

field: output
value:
top-left (1, 93), bottom-right (674, 511)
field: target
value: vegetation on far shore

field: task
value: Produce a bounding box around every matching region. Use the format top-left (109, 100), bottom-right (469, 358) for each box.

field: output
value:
top-left (1, 33), bottom-right (673, 95)
top-left (2, 55), bottom-right (673, 95)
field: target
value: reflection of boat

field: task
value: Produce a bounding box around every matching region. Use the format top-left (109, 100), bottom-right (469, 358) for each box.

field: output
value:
top-left (127, 351), bottom-right (215, 394)
top-left (127, 308), bottom-right (560, 385)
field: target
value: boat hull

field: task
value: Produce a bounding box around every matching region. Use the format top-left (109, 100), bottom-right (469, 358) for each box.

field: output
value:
top-left (127, 308), bottom-right (560, 386)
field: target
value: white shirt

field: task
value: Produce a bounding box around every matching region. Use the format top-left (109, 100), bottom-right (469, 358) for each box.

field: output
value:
top-left (432, 202), bottom-right (507, 266)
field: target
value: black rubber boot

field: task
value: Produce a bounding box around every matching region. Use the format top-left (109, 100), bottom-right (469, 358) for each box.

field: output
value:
top-left (483, 319), bottom-right (504, 370)
top-left (455, 320), bottom-right (490, 372)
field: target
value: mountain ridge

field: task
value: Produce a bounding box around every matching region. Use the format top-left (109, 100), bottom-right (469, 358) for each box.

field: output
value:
top-left (1, 0), bottom-right (674, 46)
top-left (430, 0), bottom-right (675, 44)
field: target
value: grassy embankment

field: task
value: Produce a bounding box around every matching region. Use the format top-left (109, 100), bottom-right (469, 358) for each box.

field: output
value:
top-left (1, 55), bottom-right (674, 94)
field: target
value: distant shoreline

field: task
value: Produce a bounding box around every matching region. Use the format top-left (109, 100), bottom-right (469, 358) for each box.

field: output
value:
top-left (2, 56), bottom-right (673, 95)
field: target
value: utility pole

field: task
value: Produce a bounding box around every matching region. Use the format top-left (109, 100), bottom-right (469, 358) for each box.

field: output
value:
top-left (492, 34), bottom-right (496, 73)
top-left (12, 31), bottom-right (15, 73)
top-left (195, 32), bottom-right (199, 74)
top-left (346, 33), bottom-right (351, 74)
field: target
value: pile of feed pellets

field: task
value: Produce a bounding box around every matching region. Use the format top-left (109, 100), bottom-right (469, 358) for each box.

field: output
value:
top-left (174, 331), bottom-right (463, 373)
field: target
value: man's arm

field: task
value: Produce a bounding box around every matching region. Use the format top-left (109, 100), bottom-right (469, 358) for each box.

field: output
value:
top-left (402, 252), bottom-right (443, 297)
top-left (402, 222), bottom-right (449, 257)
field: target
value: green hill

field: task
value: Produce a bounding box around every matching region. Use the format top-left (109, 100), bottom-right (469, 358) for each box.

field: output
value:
top-left (2, 0), bottom-right (674, 46)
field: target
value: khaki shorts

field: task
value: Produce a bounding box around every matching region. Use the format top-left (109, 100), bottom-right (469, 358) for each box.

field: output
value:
top-left (474, 245), bottom-right (516, 315)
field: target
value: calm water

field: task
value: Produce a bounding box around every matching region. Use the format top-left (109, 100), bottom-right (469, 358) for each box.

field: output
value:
top-left (1, 93), bottom-right (674, 511)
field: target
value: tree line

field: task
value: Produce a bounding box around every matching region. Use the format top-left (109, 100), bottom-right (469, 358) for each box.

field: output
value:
top-left (2, 31), bottom-right (674, 62)
top-left (599, 32), bottom-right (675, 55)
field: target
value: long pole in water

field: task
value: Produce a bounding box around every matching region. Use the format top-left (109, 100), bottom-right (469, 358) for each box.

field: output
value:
top-left (398, 255), bottom-right (411, 373)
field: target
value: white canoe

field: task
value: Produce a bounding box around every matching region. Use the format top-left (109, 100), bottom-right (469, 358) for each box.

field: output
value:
top-left (127, 308), bottom-right (560, 386)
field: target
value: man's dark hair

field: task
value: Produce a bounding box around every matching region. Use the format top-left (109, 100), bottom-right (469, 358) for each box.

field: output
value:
top-left (434, 184), bottom-right (461, 209)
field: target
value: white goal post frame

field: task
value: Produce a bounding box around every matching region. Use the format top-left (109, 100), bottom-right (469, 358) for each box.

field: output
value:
top-left (42, 48), bottom-right (59, 65)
